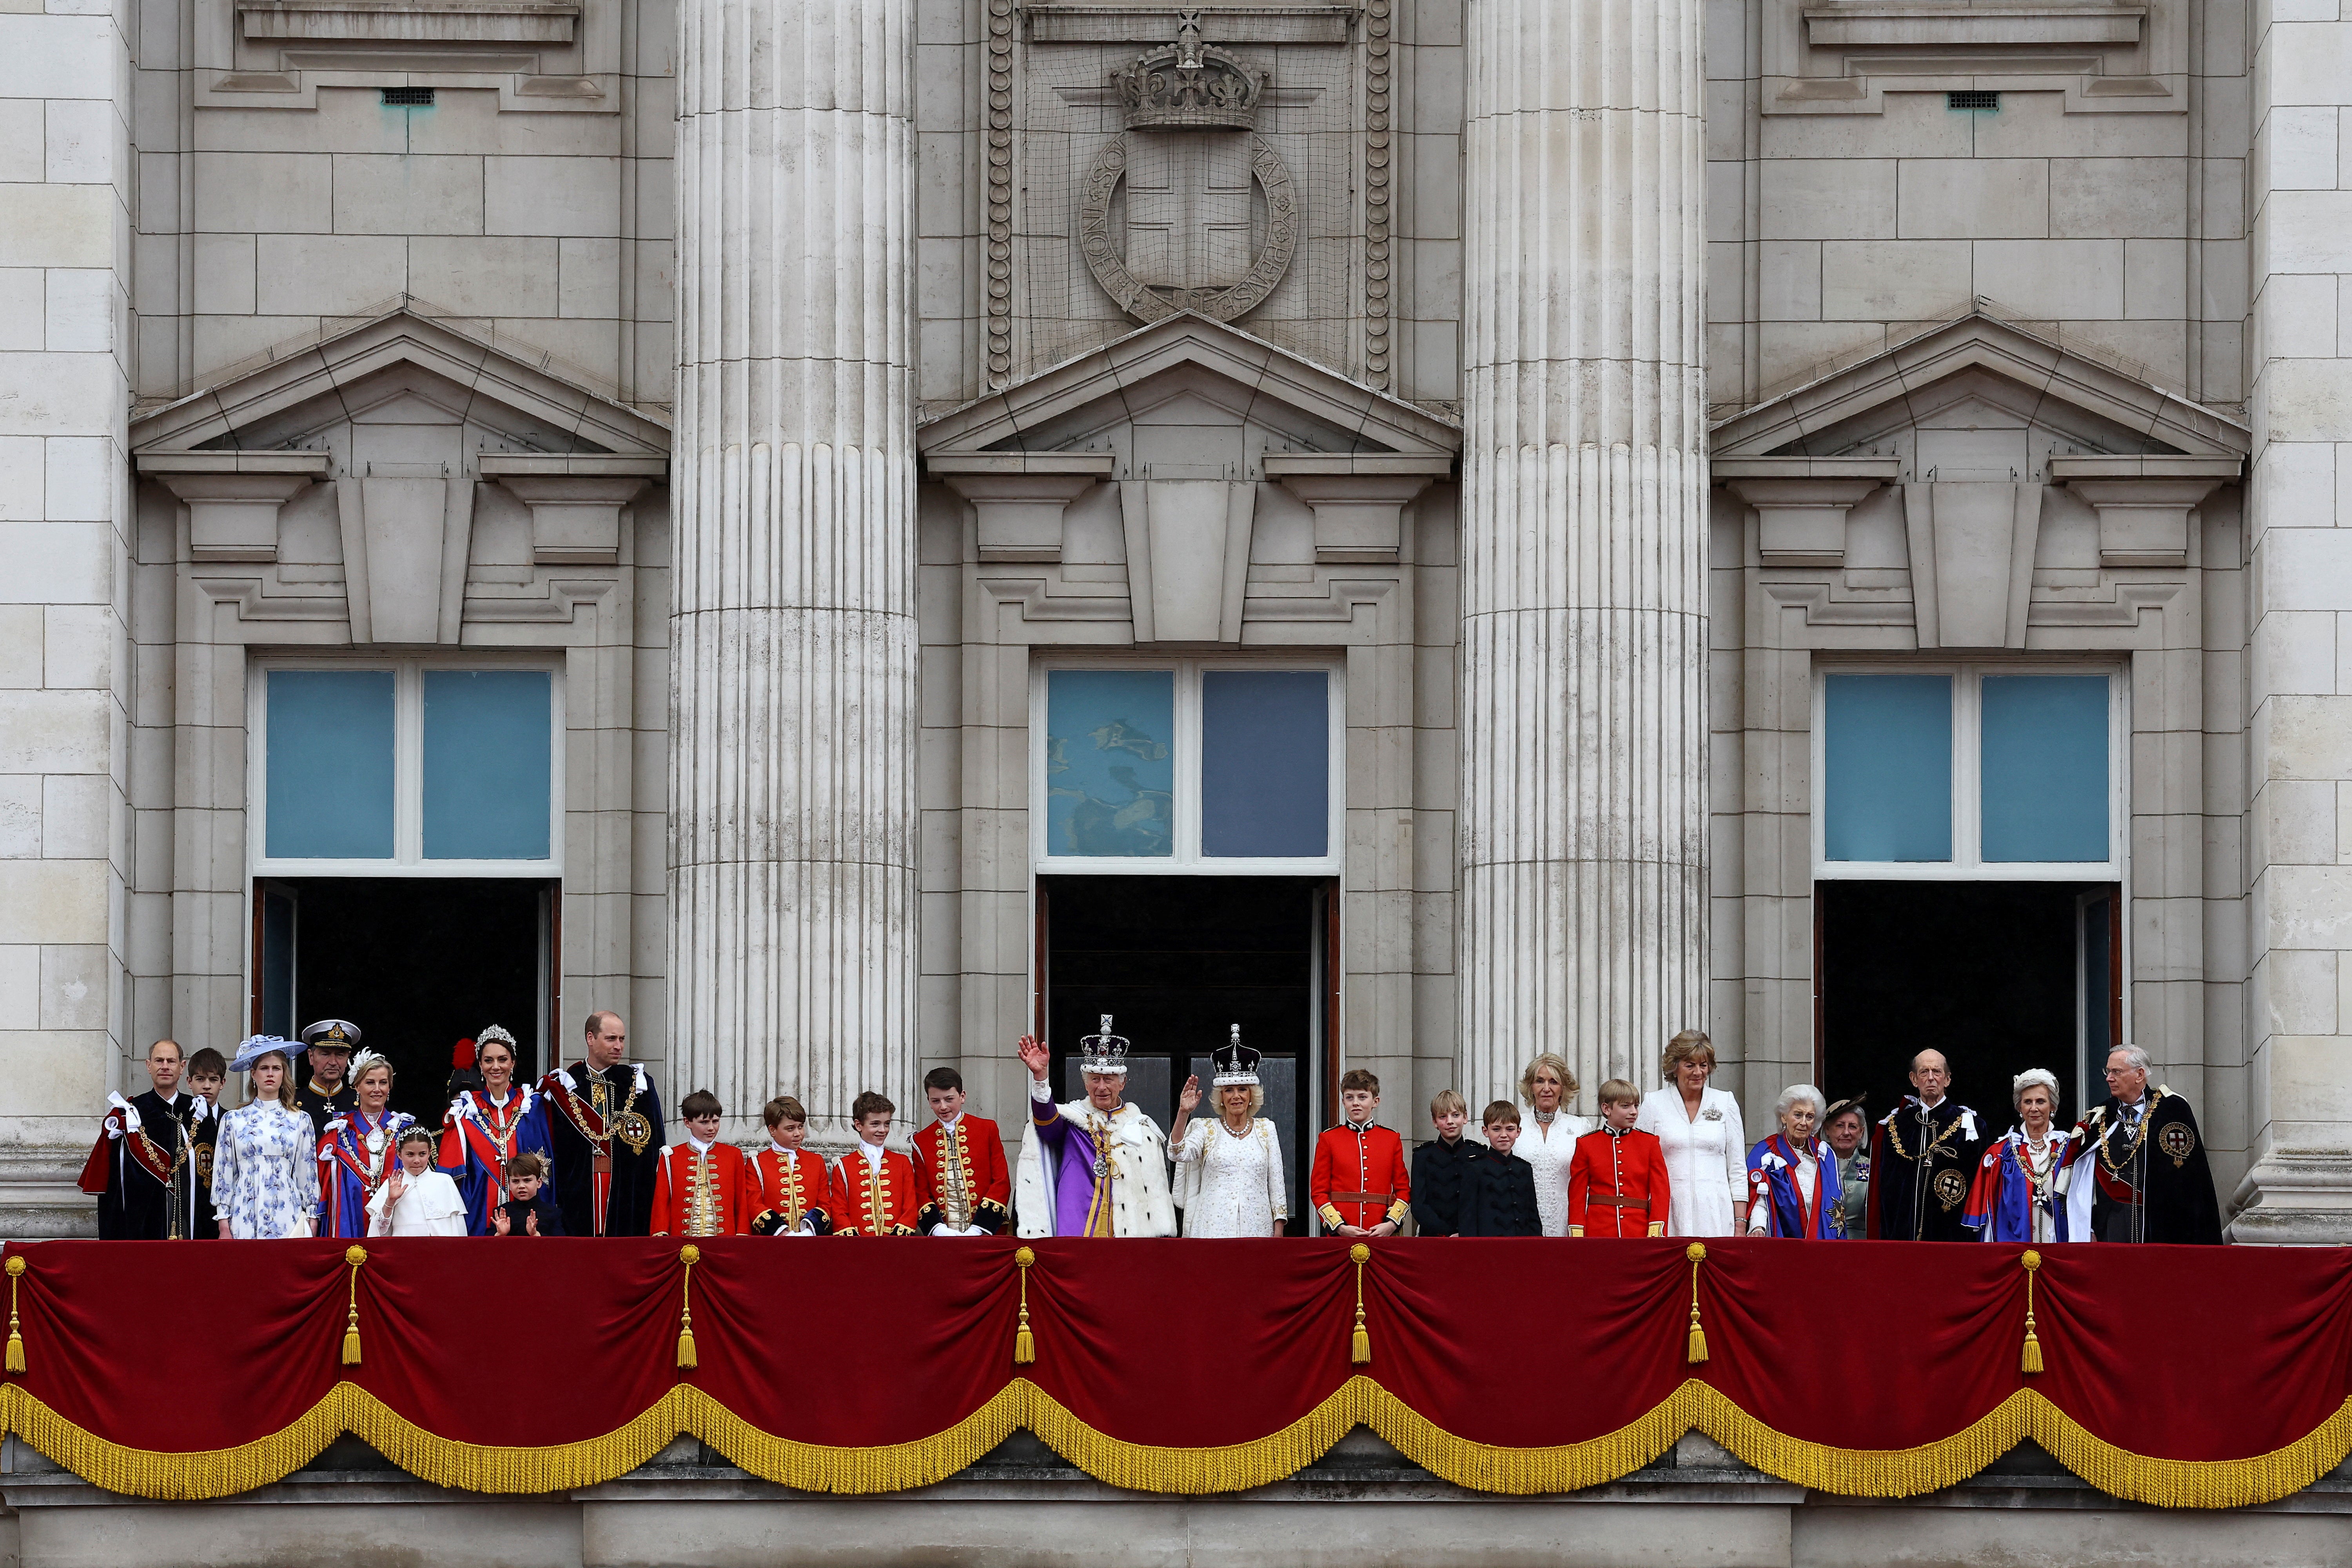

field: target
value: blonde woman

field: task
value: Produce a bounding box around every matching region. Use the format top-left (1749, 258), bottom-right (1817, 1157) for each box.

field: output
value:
top-left (1514, 1053), bottom-right (1591, 1237)
top-left (211, 1037), bottom-right (319, 1239)
top-left (1167, 1030), bottom-right (1287, 1238)
top-left (1637, 1031), bottom-right (1747, 1236)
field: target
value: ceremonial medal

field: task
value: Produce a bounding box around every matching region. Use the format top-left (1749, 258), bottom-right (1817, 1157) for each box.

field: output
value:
top-left (1092, 1154), bottom-right (1109, 1178)
top-left (2159, 1122), bottom-right (2195, 1165)
top-left (617, 1110), bottom-right (655, 1154)
top-left (1933, 1168), bottom-right (1966, 1210)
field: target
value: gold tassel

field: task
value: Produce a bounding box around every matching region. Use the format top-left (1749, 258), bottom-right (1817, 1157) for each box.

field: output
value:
top-left (5, 1254), bottom-right (24, 1376)
top-left (2019, 1250), bottom-right (2044, 1375)
top-left (1013, 1246), bottom-right (1037, 1365)
top-left (676, 1245), bottom-right (701, 1370)
top-left (1349, 1242), bottom-right (1372, 1365)
top-left (340, 1246), bottom-right (367, 1367)
top-left (1684, 1243), bottom-right (1709, 1365)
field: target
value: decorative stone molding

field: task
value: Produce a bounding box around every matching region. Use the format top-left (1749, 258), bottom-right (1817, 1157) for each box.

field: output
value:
top-left (2048, 455), bottom-right (2239, 569)
top-left (1263, 453), bottom-right (1448, 563)
top-left (1717, 457), bottom-right (1898, 568)
top-left (1800, 2), bottom-right (2145, 49)
top-left (1111, 13), bottom-right (1265, 129)
top-left (1768, 0), bottom-right (2180, 115)
top-left (1901, 480), bottom-right (2044, 650)
top-left (929, 453), bottom-right (1116, 563)
top-left (986, 0), bottom-right (1015, 389)
top-left (1077, 132), bottom-right (1298, 324)
top-left (137, 451), bottom-right (333, 563)
top-left (1024, 5), bottom-right (1357, 45)
top-left (238, 0), bottom-right (579, 43)
top-left (1362, 0), bottom-right (1392, 390)
top-left (479, 454), bottom-right (664, 566)
top-left (1118, 478), bottom-right (1258, 642)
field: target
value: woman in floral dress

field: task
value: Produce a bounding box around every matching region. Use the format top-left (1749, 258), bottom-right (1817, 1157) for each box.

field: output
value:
top-left (212, 1038), bottom-right (319, 1239)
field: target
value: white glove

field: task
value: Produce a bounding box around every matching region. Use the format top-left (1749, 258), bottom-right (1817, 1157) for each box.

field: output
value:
top-left (962, 1223), bottom-right (988, 1237)
top-left (930, 1222), bottom-right (956, 1236)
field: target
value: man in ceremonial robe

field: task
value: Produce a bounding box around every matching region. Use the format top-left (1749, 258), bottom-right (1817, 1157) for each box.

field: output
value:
top-left (1012, 1023), bottom-right (1177, 1238)
top-left (2065, 1044), bottom-right (2223, 1244)
top-left (912, 1067), bottom-right (1012, 1236)
top-left (1865, 1049), bottom-right (1985, 1241)
top-left (79, 1039), bottom-right (214, 1239)
top-left (540, 1010), bottom-right (665, 1236)
top-left (293, 1020), bottom-right (360, 1139)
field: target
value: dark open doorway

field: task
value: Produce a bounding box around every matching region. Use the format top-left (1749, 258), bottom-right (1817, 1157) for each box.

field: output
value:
top-left (1818, 880), bottom-right (2120, 1137)
top-left (252, 877), bottom-right (555, 1123)
top-left (1038, 874), bottom-right (1325, 1232)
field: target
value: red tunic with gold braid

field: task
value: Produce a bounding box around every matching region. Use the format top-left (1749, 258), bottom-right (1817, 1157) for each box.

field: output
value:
top-left (911, 1114), bottom-right (1012, 1235)
top-left (740, 1145), bottom-right (835, 1236)
top-left (648, 1140), bottom-right (746, 1237)
top-left (1310, 1121), bottom-right (1411, 1232)
top-left (1567, 1126), bottom-right (1672, 1238)
top-left (830, 1146), bottom-right (920, 1236)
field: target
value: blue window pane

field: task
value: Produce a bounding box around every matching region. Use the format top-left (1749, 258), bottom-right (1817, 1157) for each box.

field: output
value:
top-left (423, 671), bottom-right (553, 860)
top-left (266, 670), bottom-right (395, 859)
top-left (1201, 671), bottom-right (1329, 858)
top-left (1045, 670), bottom-right (1175, 857)
top-left (1824, 673), bottom-right (1953, 862)
top-left (1981, 675), bottom-right (2109, 863)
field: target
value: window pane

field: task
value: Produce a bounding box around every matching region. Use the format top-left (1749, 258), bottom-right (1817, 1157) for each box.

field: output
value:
top-left (1201, 671), bottom-right (1330, 858)
top-left (1045, 670), bottom-right (1175, 857)
top-left (265, 670), bottom-right (394, 859)
top-left (1981, 675), bottom-right (2109, 862)
top-left (1823, 673), bottom-right (1953, 862)
top-left (423, 671), bottom-right (553, 860)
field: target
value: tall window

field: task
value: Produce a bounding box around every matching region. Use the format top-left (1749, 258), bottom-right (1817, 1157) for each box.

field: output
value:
top-left (251, 661), bottom-right (563, 874)
top-left (1814, 665), bottom-right (2122, 879)
top-left (1033, 660), bottom-right (1341, 872)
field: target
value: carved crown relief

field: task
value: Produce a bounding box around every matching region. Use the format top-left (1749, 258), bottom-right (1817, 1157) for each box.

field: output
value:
top-left (1001, 4), bottom-right (1380, 394)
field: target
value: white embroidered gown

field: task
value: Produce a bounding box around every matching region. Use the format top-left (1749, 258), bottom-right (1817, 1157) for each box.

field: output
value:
top-left (1515, 1111), bottom-right (1593, 1238)
top-left (212, 1099), bottom-right (319, 1239)
top-left (1171, 1118), bottom-right (1287, 1238)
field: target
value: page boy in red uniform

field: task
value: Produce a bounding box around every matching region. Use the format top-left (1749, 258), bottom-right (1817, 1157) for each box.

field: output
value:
top-left (649, 1089), bottom-right (746, 1237)
top-left (1568, 1078), bottom-right (1671, 1237)
top-left (912, 1067), bottom-right (1012, 1236)
top-left (742, 1094), bottom-right (835, 1236)
top-left (833, 1091), bottom-right (921, 1236)
top-left (1311, 1069), bottom-right (1410, 1236)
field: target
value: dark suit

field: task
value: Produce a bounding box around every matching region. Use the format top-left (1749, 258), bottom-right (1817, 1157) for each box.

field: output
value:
top-left (1461, 1149), bottom-right (1541, 1237)
top-left (1410, 1135), bottom-right (1481, 1236)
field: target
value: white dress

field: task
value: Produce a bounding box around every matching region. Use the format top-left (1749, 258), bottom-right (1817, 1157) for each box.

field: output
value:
top-left (1514, 1110), bottom-right (1593, 1238)
top-left (1639, 1086), bottom-right (1747, 1237)
top-left (211, 1100), bottom-right (319, 1240)
top-left (367, 1168), bottom-right (469, 1236)
top-left (1171, 1118), bottom-right (1287, 1237)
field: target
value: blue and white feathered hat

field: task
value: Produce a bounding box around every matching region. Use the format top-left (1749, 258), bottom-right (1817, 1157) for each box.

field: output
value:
top-left (231, 1034), bottom-right (297, 1073)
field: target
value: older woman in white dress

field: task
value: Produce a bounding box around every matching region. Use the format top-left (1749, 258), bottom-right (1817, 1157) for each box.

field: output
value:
top-left (1168, 1031), bottom-right (1287, 1238)
top-left (211, 1037), bottom-right (319, 1239)
top-left (1637, 1030), bottom-right (1747, 1237)
top-left (1514, 1052), bottom-right (1592, 1238)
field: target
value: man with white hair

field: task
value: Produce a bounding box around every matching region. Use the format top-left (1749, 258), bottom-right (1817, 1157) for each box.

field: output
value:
top-left (1013, 1019), bottom-right (1177, 1237)
top-left (1865, 1049), bottom-right (1984, 1241)
top-left (2066, 1045), bottom-right (2221, 1244)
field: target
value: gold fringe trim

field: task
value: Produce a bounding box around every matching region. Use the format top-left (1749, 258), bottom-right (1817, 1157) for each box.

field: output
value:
top-left (2, 1377), bottom-right (2346, 1508)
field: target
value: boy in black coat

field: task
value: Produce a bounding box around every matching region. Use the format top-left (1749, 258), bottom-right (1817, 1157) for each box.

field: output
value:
top-left (493, 1152), bottom-right (567, 1236)
top-left (1410, 1089), bottom-right (1481, 1236)
top-left (1461, 1101), bottom-right (1541, 1237)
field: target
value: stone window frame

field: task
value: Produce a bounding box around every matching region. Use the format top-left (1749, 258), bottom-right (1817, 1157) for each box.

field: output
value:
top-left (1808, 658), bottom-right (2130, 884)
top-left (1027, 652), bottom-right (1348, 877)
top-left (245, 650), bottom-right (568, 879)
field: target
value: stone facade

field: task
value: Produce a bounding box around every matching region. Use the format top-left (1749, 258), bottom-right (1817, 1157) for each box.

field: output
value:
top-left (0, 0), bottom-right (2349, 1243)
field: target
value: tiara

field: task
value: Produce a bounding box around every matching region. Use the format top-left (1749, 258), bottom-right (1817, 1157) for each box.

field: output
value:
top-left (1078, 1015), bottom-right (1131, 1076)
top-left (477, 1024), bottom-right (516, 1050)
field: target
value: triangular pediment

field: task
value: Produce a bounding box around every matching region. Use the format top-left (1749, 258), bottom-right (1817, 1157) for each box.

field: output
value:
top-left (919, 312), bottom-right (1460, 463)
top-left (130, 304), bottom-right (670, 460)
top-left (1711, 307), bottom-right (2249, 462)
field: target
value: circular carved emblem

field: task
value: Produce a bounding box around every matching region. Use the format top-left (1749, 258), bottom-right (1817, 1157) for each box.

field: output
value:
top-left (1077, 132), bottom-right (1298, 325)
top-left (1933, 1168), bottom-right (1967, 1210)
top-left (2158, 1121), bottom-right (2196, 1165)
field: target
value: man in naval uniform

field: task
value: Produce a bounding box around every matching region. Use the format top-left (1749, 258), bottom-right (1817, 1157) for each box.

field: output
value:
top-left (293, 1020), bottom-right (360, 1140)
top-left (1013, 1020), bottom-right (1177, 1238)
top-left (1865, 1050), bottom-right (1985, 1241)
top-left (79, 1039), bottom-right (214, 1239)
top-left (2065, 1044), bottom-right (2222, 1244)
top-left (540, 1010), bottom-right (666, 1236)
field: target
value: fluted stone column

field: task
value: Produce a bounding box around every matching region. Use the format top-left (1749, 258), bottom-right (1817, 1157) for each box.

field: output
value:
top-left (1456, 0), bottom-right (1710, 1111)
top-left (670, 0), bottom-right (918, 1142)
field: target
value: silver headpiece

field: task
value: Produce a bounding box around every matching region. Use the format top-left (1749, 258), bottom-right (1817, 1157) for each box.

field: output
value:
top-left (1211, 1023), bottom-right (1261, 1087)
top-left (1078, 1014), bottom-right (1130, 1077)
top-left (477, 1024), bottom-right (517, 1052)
top-left (349, 1047), bottom-right (392, 1081)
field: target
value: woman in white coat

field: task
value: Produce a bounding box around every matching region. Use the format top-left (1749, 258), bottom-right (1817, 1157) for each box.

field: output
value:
top-left (1637, 1031), bottom-right (1746, 1236)
top-left (1514, 1052), bottom-right (1592, 1237)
